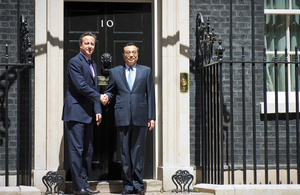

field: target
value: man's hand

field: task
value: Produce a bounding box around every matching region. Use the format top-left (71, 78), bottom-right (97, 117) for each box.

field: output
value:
top-left (96, 114), bottom-right (102, 126)
top-left (100, 94), bottom-right (109, 105)
top-left (148, 119), bottom-right (155, 131)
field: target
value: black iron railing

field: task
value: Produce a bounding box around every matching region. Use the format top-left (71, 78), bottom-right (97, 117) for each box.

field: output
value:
top-left (196, 8), bottom-right (300, 185)
top-left (0, 15), bottom-right (34, 186)
top-left (199, 46), bottom-right (300, 184)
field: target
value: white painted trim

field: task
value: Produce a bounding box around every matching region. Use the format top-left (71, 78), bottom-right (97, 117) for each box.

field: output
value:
top-left (264, 9), bottom-right (300, 14)
top-left (260, 92), bottom-right (300, 113)
top-left (64, 0), bottom-right (153, 2)
top-left (153, 0), bottom-right (161, 180)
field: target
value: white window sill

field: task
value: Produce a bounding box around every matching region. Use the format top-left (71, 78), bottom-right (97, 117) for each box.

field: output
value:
top-left (260, 92), bottom-right (300, 114)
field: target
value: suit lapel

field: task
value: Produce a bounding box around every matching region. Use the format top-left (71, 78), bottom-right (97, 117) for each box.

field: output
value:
top-left (118, 65), bottom-right (129, 90)
top-left (119, 64), bottom-right (142, 91)
top-left (132, 64), bottom-right (142, 91)
top-left (79, 53), bottom-right (96, 83)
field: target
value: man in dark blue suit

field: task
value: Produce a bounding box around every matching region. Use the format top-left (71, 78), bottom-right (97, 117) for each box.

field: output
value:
top-left (101, 43), bottom-right (156, 194)
top-left (62, 32), bottom-right (102, 195)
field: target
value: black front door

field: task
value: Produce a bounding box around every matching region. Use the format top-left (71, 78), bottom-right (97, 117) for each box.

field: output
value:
top-left (64, 2), bottom-right (153, 181)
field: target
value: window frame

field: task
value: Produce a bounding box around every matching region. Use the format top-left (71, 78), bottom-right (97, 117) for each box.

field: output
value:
top-left (262, 1), bottom-right (300, 114)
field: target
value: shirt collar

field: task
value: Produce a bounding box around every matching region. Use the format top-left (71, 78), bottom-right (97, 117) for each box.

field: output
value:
top-left (80, 52), bottom-right (91, 63)
top-left (125, 64), bottom-right (136, 70)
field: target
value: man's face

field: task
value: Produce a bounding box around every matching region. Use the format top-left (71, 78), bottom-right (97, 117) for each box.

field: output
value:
top-left (80, 35), bottom-right (95, 58)
top-left (123, 45), bottom-right (138, 67)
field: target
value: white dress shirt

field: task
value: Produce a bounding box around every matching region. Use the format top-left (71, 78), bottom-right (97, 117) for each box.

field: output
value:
top-left (125, 64), bottom-right (136, 85)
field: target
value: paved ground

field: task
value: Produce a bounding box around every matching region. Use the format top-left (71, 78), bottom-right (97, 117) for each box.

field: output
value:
top-left (48, 193), bottom-right (211, 195)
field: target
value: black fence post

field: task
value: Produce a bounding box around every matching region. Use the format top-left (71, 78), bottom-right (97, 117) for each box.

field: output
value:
top-left (285, 47), bottom-right (290, 184)
top-left (295, 47), bottom-right (299, 184)
top-left (263, 47), bottom-right (268, 184)
top-left (5, 45), bottom-right (9, 187)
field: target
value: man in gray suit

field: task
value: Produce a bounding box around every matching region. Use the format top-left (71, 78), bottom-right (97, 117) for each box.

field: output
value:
top-left (101, 43), bottom-right (156, 194)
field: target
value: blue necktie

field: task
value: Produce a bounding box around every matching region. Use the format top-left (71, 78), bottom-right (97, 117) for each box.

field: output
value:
top-left (128, 67), bottom-right (133, 90)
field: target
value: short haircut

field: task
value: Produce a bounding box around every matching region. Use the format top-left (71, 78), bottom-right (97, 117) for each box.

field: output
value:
top-left (122, 42), bottom-right (139, 53)
top-left (79, 32), bottom-right (96, 45)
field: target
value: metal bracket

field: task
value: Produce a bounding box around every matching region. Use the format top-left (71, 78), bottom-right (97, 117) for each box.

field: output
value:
top-left (42, 171), bottom-right (64, 195)
top-left (172, 170), bottom-right (194, 193)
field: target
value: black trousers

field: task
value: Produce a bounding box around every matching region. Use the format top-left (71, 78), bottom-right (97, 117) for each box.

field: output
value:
top-left (118, 123), bottom-right (148, 191)
top-left (66, 121), bottom-right (94, 191)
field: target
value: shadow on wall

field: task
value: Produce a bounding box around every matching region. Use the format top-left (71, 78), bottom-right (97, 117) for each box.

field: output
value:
top-left (34, 31), bottom-right (64, 58)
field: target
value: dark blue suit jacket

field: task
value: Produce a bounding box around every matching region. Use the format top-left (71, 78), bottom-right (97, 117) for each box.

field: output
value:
top-left (62, 53), bottom-right (102, 123)
top-left (105, 64), bottom-right (155, 127)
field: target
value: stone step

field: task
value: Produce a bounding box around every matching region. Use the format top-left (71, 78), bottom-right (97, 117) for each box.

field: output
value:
top-left (61, 192), bottom-right (212, 195)
top-left (194, 183), bottom-right (300, 195)
top-left (65, 179), bottom-right (162, 194)
top-left (0, 186), bottom-right (40, 195)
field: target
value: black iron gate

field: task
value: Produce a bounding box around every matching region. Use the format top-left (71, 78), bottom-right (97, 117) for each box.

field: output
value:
top-left (0, 15), bottom-right (34, 186)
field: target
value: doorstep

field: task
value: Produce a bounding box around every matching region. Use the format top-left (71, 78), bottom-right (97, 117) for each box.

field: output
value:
top-left (65, 180), bottom-right (162, 194)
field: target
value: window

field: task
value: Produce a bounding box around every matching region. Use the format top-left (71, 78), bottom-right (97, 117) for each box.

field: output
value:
top-left (262, 0), bottom-right (300, 113)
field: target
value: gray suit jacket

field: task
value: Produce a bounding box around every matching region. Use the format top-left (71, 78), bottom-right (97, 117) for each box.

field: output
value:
top-left (105, 64), bottom-right (155, 126)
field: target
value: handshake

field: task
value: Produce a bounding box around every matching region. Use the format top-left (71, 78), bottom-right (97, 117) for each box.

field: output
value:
top-left (100, 94), bottom-right (109, 105)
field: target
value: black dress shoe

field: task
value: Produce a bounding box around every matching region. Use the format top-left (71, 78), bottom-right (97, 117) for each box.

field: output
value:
top-left (73, 189), bottom-right (89, 195)
top-left (121, 189), bottom-right (133, 194)
top-left (85, 188), bottom-right (99, 194)
top-left (135, 189), bottom-right (145, 194)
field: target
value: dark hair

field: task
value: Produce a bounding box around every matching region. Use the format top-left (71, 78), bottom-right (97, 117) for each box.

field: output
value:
top-left (79, 32), bottom-right (96, 45)
top-left (122, 42), bottom-right (139, 53)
